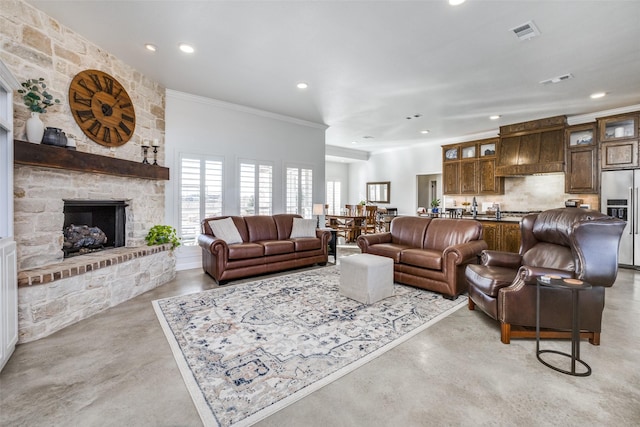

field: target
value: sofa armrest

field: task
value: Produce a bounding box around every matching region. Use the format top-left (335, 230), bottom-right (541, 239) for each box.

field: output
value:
top-left (357, 232), bottom-right (392, 252)
top-left (444, 240), bottom-right (488, 265)
top-left (481, 250), bottom-right (523, 268)
top-left (197, 234), bottom-right (229, 255)
top-left (316, 228), bottom-right (331, 247)
top-left (518, 265), bottom-right (573, 284)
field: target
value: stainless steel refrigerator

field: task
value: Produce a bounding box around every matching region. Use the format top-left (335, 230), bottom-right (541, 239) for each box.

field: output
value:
top-left (601, 170), bottom-right (640, 267)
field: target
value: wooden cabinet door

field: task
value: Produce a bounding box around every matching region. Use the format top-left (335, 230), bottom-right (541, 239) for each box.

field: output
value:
top-left (601, 140), bottom-right (639, 170)
top-left (478, 159), bottom-right (504, 194)
top-left (481, 222), bottom-right (499, 251)
top-left (501, 223), bottom-right (522, 254)
top-left (497, 136), bottom-right (520, 167)
top-left (443, 162), bottom-right (459, 195)
top-left (565, 146), bottom-right (598, 193)
top-left (539, 129), bottom-right (564, 163)
top-left (459, 160), bottom-right (478, 194)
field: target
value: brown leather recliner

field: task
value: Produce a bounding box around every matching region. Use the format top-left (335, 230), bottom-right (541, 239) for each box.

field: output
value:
top-left (465, 208), bottom-right (626, 345)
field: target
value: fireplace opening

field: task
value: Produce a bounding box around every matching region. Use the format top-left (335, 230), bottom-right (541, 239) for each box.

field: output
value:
top-left (63, 200), bottom-right (127, 257)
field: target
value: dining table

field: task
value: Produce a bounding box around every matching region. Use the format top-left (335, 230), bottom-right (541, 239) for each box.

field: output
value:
top-left (325, 214), bottom-right (367, 243)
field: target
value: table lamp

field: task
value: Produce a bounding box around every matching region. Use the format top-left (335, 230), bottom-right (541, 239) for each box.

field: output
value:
top-left (313, 204), bottom-right (324, 228)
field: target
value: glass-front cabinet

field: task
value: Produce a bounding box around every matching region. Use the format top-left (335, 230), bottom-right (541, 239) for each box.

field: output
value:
top-left (597, 112), bottom-right (639, 170)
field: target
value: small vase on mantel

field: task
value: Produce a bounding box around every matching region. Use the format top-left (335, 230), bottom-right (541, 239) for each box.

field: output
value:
top-left (26, 111), bottom-right (44, 143)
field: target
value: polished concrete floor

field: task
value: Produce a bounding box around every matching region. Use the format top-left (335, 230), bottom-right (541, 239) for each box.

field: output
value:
top-left (1, 248), bottom-right (639, 426)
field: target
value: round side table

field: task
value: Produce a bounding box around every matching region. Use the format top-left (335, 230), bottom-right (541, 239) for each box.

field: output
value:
top-left (536, 276), bottom-right (592, 377)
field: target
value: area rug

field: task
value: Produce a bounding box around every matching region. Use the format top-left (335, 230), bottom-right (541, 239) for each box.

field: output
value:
top-left (153, 266), bottom-right (466, 427)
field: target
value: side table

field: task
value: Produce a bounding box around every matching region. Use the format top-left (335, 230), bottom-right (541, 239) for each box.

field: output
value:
top-left (321, 228), bottom-right (337, 263)
top-left (536, 276), bottom-right (592, 376)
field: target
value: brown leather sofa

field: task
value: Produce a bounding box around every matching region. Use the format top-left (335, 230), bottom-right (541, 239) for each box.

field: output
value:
top-left (356, 216), bottom-right (487, 299)
top-left (198, 214), bottom-right (330, 284)
top-left (465, 208), bottom-right (626, 345)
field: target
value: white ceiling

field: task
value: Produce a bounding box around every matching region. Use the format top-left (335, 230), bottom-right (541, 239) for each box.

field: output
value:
top-left (27, 0), bottom-right (640, 159)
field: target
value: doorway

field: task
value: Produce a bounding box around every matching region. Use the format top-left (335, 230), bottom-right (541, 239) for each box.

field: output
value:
top-left (417, 174), bottom-right (441, 210)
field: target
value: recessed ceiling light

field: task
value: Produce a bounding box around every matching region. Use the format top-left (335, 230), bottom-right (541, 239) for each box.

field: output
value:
top-left (449, 0), bottom-right (466, 5)
top-left (145, 44), bottom-right (157, 52)
top-left (490, 115), bottom-right (501, 120)
top-left (590, 92), bottom-right (606, 99)
top-left (179, 43), bottom-right (195, 53)
top-left (296, 82), bottom-right (308, 89)
top-left (420, 130), bottom-right (430, 134)
top-left (351, 141), bottom-right (357, 144)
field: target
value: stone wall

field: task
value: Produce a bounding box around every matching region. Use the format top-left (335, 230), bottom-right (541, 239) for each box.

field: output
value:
top-left (1, 0), bottom-right (168, 270)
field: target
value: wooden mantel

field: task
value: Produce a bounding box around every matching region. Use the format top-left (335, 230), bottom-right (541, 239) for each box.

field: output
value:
top-left (14, 139), bottom-right (169, 180)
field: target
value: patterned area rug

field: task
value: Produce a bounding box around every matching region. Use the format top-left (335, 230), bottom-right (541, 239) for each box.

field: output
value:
top-left (153, 266), bottom-right (466, 427)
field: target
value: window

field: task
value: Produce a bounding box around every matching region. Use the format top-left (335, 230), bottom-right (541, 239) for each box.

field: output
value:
top-left (286, 166), bottom-right (313, 218)
top-left (239, 161), bottom-right (273, 216)
top-left (326, 180), bottom-right (341, 215)
top-left (179, 155), bottom-right (223, 245)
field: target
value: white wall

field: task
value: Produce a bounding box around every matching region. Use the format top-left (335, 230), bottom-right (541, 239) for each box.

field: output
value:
top-left (348, 144), bottom-right (443, 215)
top-left (164, 90), bottom-right (327, 270)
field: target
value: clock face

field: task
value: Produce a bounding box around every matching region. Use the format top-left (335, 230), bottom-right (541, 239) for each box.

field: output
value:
top-left (68, 69), bottom-right (136, 147)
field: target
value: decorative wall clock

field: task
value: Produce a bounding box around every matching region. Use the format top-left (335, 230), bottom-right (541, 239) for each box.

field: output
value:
top-left (68, 69), bottom-right (136, 147)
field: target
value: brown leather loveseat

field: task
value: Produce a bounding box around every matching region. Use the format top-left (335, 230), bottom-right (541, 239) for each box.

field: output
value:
top-left (465, 208), bottom-right (626, 345)
top-left (198, 214), bottom-right (330, 284)
top-left (357, 216), bottom-right (487, 299)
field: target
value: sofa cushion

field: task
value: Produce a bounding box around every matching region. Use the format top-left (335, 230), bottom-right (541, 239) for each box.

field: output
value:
top-left (245, 216), bottom-right (278, 242)
top-left (365, 243), bottom-right (410, 263)
top-left (523, 242), bottom-right (574, 271)
top-left (228, 242), bottom-right (265, 260)
top-left (465, 264), bottom-right (519, 297)
top-left (423, 218), bottom-right (482, 251)
top-left (390, 216), bottom-right (431, 248)
top-left (259, 240), bottom-right (295, 255)
top-left (292, 237), bottom-right (322, 251)
top-left (208, 217), bottom-right (243, 244)
top-left (290, 218), bottom-right (317, 238)
top-left (400, 248), bottom-right (443, 270)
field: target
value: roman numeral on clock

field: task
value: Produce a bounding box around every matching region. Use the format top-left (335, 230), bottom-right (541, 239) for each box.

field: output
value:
top-left (76, 110), bottom-right (95, 123)
top-left (121, 114), bottom-right (134, 123)
top-left (102, 127), bottom-right (111, 143)
top-left (118, 121), bottom-right (132, 136)
top-left (113, 127), bottom-right (123, 143)
top-left (103, 76), bottom-right (114, 95)
top-left (89, 73), bottom-right (103, 91)
top-left (73, 92), bottom-right (92, 107)
top-left (88, 120), bottom-right (102, 137)
top-left (77, 78), bottom-right (95, 96)
top-left (119, 102), bottom-right (132, 109)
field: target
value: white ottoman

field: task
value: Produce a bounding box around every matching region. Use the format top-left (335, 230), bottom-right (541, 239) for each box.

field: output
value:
top-left (340, 253), bottom-right (394, 304)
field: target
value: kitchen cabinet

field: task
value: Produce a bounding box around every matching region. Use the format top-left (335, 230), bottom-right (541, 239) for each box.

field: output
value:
top-left (481, 221), bottom-right (521, 253)
top-left (442, 138), bottom-right (503, 195)
top-left (496, 116), bottom-right (566, 176)
top-left (598, 112), bottom-right (639, 170)
top-left (565, 123), bottom-right (598, 194)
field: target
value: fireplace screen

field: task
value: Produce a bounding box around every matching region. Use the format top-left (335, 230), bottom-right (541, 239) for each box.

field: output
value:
top-left (63, 200), bottom-right (127, 257)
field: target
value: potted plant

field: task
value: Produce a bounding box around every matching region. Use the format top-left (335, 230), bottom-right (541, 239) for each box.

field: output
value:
top-left (145, 225), bottom-right (181, 250)
top-left (431, 198), bottom-right (440, 214)
top-left (17, 77), bottom-right (61, 143)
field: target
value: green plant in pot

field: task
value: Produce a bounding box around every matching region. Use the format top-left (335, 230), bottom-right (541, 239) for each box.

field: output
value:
top-left (145, 225), bottom-right (181, 249)
top-left (18, 77), bottom-right (61, 143)
top-left (431, 198), bottom-right (440, 213)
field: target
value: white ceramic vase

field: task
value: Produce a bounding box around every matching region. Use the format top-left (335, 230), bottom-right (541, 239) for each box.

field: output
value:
top-left (26, 111), bottom-right (44, 143)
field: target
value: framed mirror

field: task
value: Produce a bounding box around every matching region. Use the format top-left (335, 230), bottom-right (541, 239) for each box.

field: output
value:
top-left (366, 181), bottom-right (390, 203)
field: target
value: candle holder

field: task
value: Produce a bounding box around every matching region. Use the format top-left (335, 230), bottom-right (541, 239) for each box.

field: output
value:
top-left (141, 145), bottom-right (149, 164)
top-left (153, 146), bottom-right (158, 165)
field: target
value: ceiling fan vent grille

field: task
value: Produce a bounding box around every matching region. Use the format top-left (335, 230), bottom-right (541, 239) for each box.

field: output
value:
top-left (511, 20), bottom-right (541, 40)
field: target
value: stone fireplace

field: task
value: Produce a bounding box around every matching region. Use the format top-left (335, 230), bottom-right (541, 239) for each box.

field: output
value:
top-left (63, 199), bottom-right (127, 257)
top-left (13, 141), bottom-right (174, 343)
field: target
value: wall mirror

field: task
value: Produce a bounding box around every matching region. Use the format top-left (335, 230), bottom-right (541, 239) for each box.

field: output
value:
top-left (366, 181), bottom-right (390, 203)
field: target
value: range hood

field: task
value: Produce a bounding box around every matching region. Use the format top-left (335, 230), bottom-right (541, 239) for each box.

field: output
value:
top-left (495, 116), bottom-right (566, 177)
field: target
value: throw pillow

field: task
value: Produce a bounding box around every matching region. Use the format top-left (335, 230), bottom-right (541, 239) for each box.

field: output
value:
top-left (290, 218), bottom-right (317, 238)
top-left (208, 217), bottom-right (243, 244)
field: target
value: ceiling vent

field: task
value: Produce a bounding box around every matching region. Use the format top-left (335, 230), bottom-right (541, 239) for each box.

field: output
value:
top-left (539, 73), bottom-right (574, 85)
top-left (510, 20), bottom-right (541, 40)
